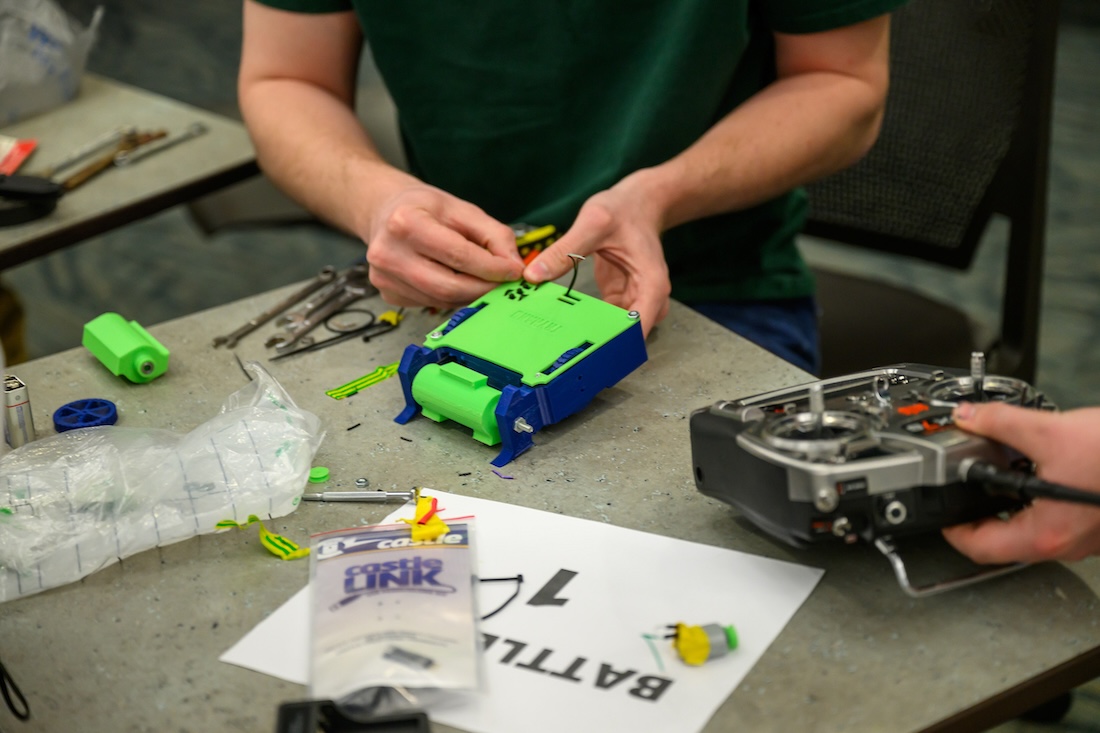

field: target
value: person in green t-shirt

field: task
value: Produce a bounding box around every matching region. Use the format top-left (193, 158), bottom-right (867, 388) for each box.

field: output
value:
top-left (238, 0), bottom-right (905, 373)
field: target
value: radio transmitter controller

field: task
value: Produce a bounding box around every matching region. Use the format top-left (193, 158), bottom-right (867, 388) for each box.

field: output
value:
top-left (689, 353), bottom-right (1058, 596)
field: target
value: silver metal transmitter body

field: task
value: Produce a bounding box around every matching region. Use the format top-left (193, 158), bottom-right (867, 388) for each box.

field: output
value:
top-left (689, 358), bottom-right (1052, 548)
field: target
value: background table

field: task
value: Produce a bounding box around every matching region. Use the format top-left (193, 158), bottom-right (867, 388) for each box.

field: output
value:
top-left (0, 286), bottom-right (1097, 733)
top-left (0, 74), bottom-right (258, 270)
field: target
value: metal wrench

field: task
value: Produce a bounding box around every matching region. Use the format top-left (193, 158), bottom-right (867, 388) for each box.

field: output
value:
top-left (273, 262), bottom-right (370, 329)
top-left (268, 274), bottom-right (376, 353)
top-left (37, 125), bottom-right (136, 179)
top-left (212, 266), bottom-right (338, 348)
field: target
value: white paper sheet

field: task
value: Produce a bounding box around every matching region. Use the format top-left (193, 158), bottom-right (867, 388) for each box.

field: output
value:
top-left (221, 489), bottom-right (823, 733)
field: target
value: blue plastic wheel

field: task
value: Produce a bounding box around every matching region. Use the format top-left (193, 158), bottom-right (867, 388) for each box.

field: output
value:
top-left (53, 398), bottom-right (119, 432)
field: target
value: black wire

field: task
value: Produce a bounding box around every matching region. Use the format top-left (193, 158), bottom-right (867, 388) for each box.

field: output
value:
top-left (478, 575), bottom-right (524, 621)
top-left (0, 656), bottom-right (29, 723)
top-left (360, 320), bottom-right (401, 344)
top-left (563, 255), bottom-right (584, 299)
top-left (269, 310), bottom-right (378, 361)
top-left (323, 307), bottom-right (377, 334)
top-left (965, 462), bottom-right (1100, 508)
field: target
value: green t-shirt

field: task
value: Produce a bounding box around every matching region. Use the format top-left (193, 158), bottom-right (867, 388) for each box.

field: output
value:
top-left (255, 0), bottom-right (905, 303)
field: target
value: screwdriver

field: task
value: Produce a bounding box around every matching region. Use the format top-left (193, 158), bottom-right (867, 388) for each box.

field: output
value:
top-left (59, 129), bottom-right (167, 192)
top-left (301, 490), bottom-right (417, 503)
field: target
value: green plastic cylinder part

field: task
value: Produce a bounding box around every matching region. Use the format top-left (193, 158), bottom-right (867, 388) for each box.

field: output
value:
top-left (411, 361), bottom-right (502, 446)
top-left (82, 312), bottom-right (170, 384)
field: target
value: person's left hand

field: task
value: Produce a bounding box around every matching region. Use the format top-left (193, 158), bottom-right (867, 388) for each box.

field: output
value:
top-left (522, 175), bottom-right (671, 337)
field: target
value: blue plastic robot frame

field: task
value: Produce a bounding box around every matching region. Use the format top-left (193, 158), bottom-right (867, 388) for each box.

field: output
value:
top-left (394, 280), bottom-right (648, 467)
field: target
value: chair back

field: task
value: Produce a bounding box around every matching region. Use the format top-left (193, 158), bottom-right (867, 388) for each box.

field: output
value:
top-left (804, 0), bottom-right (1060, 381)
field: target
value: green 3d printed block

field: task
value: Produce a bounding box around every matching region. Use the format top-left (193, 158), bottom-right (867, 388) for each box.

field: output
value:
top-left (83, 312), bottom-right (170, 383)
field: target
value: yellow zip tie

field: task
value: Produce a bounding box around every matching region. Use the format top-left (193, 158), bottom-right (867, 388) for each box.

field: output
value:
top-left (397, 493), bottom-right (449, 542)
top-left (379, 309), bottom-right (405, 326)
top-left (326, 361), bottom-right (400, 400)
top-left (216, 514), bottom-right (310, 560)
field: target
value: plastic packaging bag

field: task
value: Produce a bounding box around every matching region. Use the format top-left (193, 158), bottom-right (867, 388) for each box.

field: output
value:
top-left (0, 0), bottom-right (103, 126)
top-left (310, 521), bottom-right (482, 709)
top-left (0, 362), bottom-right (324, 603)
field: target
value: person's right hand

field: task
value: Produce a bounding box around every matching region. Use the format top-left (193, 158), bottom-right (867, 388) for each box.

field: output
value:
top-left (365, 183), bottom-right (525, 311)
top-left (942, 402), bottom-right (1100, 564)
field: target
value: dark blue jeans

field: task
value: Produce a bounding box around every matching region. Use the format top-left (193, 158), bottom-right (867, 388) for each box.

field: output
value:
top-left (689, 297), bottom-right (820, 375)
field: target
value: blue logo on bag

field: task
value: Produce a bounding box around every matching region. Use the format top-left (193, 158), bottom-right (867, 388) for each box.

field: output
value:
top-left (344, 555), bottom-right (456, 596)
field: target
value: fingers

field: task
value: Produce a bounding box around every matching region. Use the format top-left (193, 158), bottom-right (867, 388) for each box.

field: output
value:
top-left (367, 189), bottom-right (526, 309)
top-left (386, 205), bottom-right (523, 283)
top-left (952, 402), bottom-right (1060, 463)
top-left (447, 210), bottom-right (525, 268)
top-left (523, 231), bottom-right (599, 283)
top-left (526, 201), bottom-right (670, 337)
top-left (523, 203), bottom-right (612, 283)
top-left (369, 260), bottom-right (500, 310)
top-left (942, 516), bottom-right (1040, 566)
top-left (942, 499), bottom-right (1096, 565)
top-left (607, 283), bottom-right (668, 338)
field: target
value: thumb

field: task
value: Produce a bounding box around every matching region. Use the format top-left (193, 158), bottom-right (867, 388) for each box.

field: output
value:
top-left (952, 401), bottom-right (1058, 461)
top-left (523, 239), bottom-right (592, 284)
top-left (523, 217), bottom-right (604, 283)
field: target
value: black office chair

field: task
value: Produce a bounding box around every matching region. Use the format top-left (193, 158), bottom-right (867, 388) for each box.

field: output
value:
top-left (805, 0), bottom-right (1060, 383)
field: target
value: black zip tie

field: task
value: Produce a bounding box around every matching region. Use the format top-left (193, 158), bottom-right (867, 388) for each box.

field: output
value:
top-left (234, 353), bottom-right (253, 381)
top-left (479, 575), bottom-right (524, 621)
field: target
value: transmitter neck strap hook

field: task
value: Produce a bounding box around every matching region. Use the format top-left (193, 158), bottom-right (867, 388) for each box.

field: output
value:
top-left (874, 537), bottom-right (1026, 598)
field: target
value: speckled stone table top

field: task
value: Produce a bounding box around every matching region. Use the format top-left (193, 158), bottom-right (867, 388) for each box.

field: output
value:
top-left (1, 286), bottom-right (1098, 733)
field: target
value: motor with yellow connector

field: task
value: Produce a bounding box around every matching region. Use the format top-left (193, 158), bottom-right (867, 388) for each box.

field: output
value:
top-left (667, 622), bottom-right (739, 666)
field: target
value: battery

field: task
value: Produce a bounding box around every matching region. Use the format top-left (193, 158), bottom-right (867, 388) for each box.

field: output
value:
top-left (3, 374), bottom-right (35, 448)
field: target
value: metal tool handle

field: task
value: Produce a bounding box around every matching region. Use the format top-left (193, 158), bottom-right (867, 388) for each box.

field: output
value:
top-left (60, 130), bottom-right (167, 192)
top-left (38, 125), bottom-right (135, 178)
top-left (212, 266), bottom-right (338, 348)
top-left (874, 537), bottom-right (1026, 598)
top-left (274, 262), bottom-right (369, 328)
top-left (115, 122), bottom-right (208, 166)
top-left (269, 281), bottom-right (374, 353)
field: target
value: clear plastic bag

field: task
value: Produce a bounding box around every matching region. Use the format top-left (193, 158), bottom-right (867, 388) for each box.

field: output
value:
top-left (0, 0), bottom-right (103, 125)
top-left (310, 521), bottom-right (482, 705)
top-left (0, 362), bottom-right (323, 602)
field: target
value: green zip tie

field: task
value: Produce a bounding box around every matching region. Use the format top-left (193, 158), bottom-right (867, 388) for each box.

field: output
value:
top-left (216, 514), bottom-right (310, 560)
top-left (326, 362), bottom-right (400, 400)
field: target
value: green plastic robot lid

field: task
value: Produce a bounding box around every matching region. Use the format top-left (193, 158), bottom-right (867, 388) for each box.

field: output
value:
top-left (424, 281), bottom-right (639, 386)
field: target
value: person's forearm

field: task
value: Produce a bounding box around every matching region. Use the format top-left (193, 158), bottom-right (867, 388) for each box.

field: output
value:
top-left (239, 79), bottom-right (417, 238)
top-left (631, 69), bottom-right (886, 233)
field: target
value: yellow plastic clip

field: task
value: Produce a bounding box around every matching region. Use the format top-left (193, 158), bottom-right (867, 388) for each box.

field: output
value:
top-left (326, 361), bottom-right (401, 399)
top-left (215, 514), bottom-right (310, 561)
top-left (398, 491), bottom-right (449, 542)
top-left (379, 309), bottom-right (405, 326)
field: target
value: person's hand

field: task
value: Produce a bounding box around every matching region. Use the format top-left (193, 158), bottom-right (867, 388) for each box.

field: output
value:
top-left (943, 402), bottom-right (1100, 564)
top-left (365, 183), bottom-right (525, 311)
top-left (522, 175), bottom-right (671, 337)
